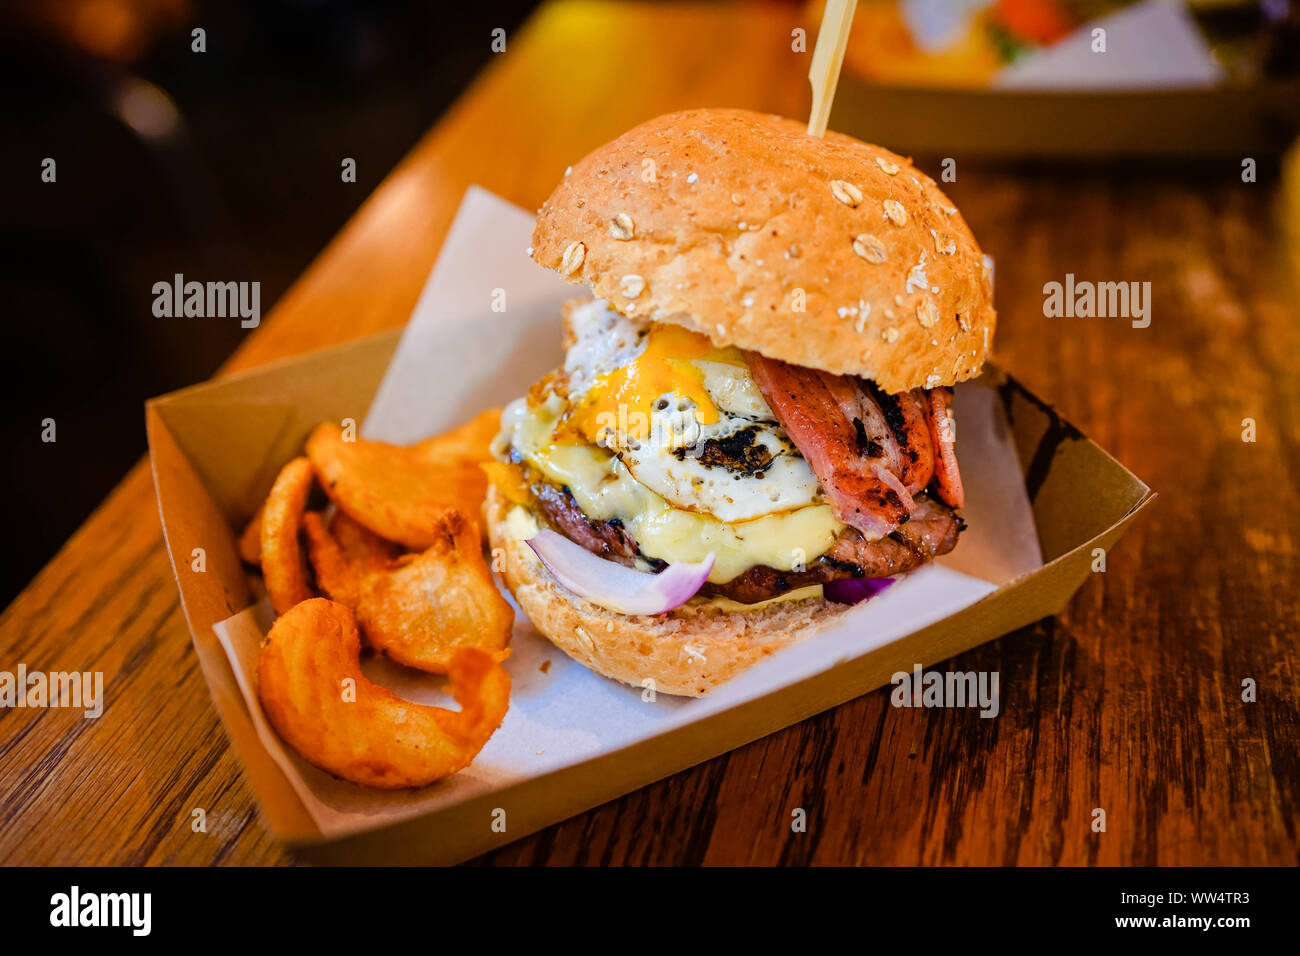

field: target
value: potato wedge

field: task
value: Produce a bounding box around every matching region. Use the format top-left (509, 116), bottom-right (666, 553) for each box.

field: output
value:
top-left (257, 598), bottom-right (509, 789)
top-left (306, 409), bottom-right (500, 549)
top-left (260, 457), bottom-right (315, 615)
top-left (236, 503), bottom-right (264, 565)
top-left (303, 508), bottom-right (512, 673)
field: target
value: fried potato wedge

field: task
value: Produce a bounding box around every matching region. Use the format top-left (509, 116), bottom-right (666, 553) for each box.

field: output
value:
top-left (413, 406), bottom-right (500, 464)
top-left (306, 409), bottom-right (500, 549)
top-left (257, 598), bottom-right (509, 789)
top-left (328, 510), bottom-right (402, 573)
top-left (261, 457), bottom-right (315, 615)
top-left (303, 508), bottom-right (512, 673)
top-left (237, 503), bottom-right (264, 565)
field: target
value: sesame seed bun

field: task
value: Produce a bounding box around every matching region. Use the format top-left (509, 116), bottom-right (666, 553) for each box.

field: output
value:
top-left (531, 108), bottom-right (995, 393)
top-left (485, 486), bottom-right (850, 697)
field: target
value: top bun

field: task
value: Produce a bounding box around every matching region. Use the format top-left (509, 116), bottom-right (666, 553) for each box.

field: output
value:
top-left (531, 108), bottom-right (995, 393)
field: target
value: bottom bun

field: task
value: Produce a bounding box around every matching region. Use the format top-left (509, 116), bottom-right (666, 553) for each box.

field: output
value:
top-left (485, 485), bottom-right (851, 696)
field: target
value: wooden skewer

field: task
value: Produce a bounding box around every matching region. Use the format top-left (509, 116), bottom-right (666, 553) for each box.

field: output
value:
top-left (806, 0), bottom-right (859, 139)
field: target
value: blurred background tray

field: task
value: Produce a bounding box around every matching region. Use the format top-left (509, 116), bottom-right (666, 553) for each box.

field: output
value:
top-left (831, 78), bottom-right (1300, 157)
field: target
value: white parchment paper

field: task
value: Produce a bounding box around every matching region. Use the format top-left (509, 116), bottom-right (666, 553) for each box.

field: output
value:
top-left (214, 186), bottom-right (1043, 837)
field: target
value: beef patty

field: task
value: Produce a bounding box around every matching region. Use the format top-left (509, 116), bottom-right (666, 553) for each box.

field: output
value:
top-left (524, 474), bottom-right (961, 605)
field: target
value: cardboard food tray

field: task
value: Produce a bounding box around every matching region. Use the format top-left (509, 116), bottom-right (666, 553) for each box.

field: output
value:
top-left (148, 325), bottom-right (1152, 865)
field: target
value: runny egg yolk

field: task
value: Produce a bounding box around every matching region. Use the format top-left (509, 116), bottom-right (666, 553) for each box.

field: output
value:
top-left (567, 324), bottom-right (747, 445)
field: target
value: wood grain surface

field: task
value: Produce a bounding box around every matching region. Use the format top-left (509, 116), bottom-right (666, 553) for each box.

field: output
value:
top-left (2, 0), bottom-right (1297, 866)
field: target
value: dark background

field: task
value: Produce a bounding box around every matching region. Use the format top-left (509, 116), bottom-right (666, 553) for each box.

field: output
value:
top-left (1, 0), bottom-right (539, 604)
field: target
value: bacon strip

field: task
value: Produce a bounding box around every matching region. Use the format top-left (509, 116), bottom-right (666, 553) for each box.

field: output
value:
top-left (816, 370), bottom-right (917, 511)
top-left (872, 386), bottom-right (936, 496)
top-left (926, 387), bottom-right (965, 508)
top-left (747, 354), bottom-right (913, 539)
top-left (816, 371), bottom-right (906, 479)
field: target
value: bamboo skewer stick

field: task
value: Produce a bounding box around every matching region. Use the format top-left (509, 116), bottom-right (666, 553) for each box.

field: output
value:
top-left (806, 0), bottom-right (859, 139)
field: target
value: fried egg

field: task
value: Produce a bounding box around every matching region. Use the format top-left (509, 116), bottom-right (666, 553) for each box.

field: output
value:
top-left (563, 301), bottom-right (821, 522)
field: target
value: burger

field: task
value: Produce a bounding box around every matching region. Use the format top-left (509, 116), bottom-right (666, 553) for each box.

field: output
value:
top-left (485, 109), bottom-right (995, 696)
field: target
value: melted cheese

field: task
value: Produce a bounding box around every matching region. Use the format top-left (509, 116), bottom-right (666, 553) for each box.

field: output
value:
top-left (698, 584), bottom-right (825, 611)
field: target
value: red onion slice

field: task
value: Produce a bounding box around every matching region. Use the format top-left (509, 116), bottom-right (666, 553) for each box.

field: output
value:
top-left (823, 576), bottom-right (895, 606)
top-left (527, 530), bottom-right (715, 615)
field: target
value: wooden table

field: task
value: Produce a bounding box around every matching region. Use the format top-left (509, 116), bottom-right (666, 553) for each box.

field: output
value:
top-left (3, 0), bottom-right (1297, 866)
